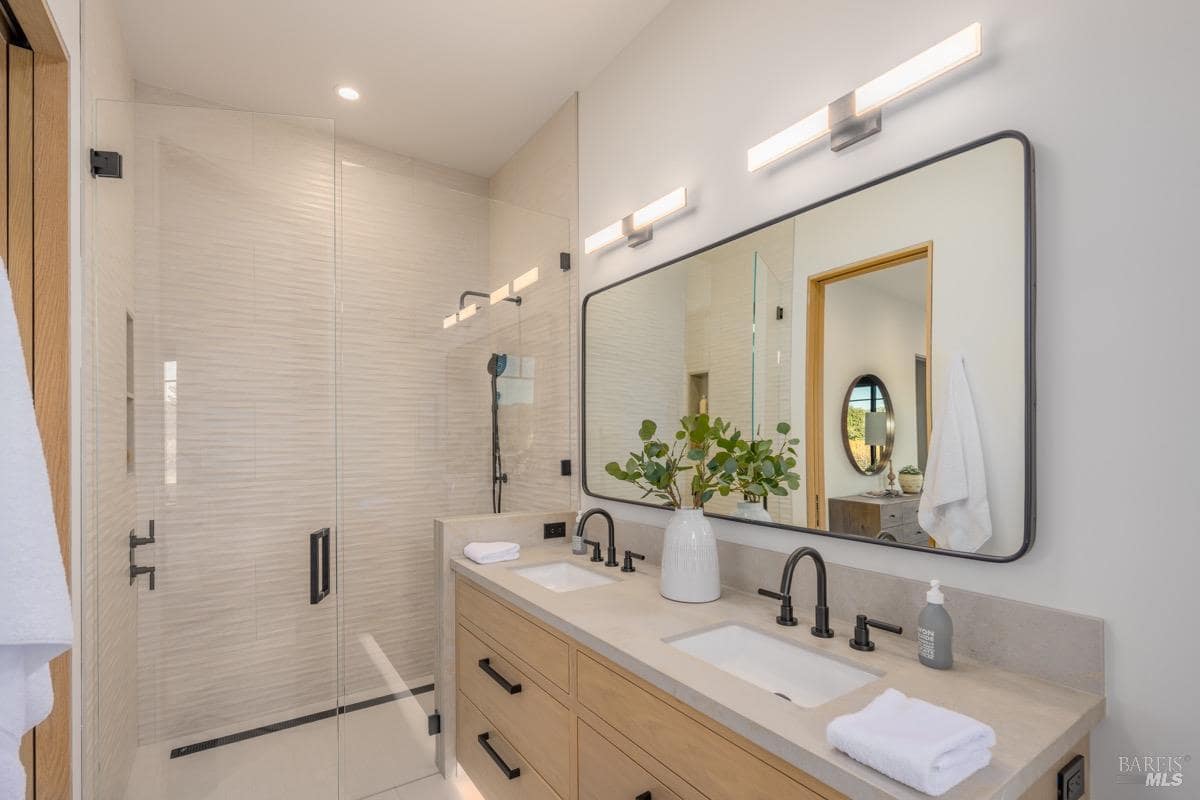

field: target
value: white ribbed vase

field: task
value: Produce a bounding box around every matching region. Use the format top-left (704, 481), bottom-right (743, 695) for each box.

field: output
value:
top-left (660, 508), bottom-right (720, 603)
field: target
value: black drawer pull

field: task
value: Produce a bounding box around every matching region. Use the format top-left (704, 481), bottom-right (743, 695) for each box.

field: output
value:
top-left (636, 793), bottom-right (652, 800)
top-left (477, 732), bottom-right (520, 779)
top-left (478, 658), bottom-right (522, 694)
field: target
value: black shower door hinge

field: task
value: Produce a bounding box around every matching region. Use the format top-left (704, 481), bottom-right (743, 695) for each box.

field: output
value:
top-left (90, 149), bottom-right (123, 178)
top-left (427, 711), bottom-right (442, 736)
top-left (559, 252), bottom-right (571, 271)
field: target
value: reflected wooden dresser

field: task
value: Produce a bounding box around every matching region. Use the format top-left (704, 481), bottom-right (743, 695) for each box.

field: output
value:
top-left (827, 494), bottom-right (926, 545)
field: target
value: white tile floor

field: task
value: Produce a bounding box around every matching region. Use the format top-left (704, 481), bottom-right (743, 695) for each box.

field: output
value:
top-left (122, 687), bottom-right (471, 800)
top-left (364, 773), bottom-right (483, 800)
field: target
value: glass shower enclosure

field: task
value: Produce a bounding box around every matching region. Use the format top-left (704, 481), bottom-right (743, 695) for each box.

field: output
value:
top-left (85, 100), bottom-right (572, 800)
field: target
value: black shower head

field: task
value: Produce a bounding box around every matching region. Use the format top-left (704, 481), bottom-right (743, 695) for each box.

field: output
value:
top-left (487, 353), bottom-right (508, 377)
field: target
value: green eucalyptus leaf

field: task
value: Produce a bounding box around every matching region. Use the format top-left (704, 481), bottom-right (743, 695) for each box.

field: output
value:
top-left (638, 419), bottom-right (657, 441)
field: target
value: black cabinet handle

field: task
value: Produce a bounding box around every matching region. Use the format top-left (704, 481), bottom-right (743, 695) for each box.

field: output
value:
top-left (478, 658), bottom-right (522, 694)
top-left (310, 528), bottom-right (330, 604)
top-left (636, 793), bottom-right (652, 800)
top-left (477, 732), bottom-right (520, 779)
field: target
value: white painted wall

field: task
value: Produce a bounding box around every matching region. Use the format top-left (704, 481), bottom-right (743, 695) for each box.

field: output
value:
top-left (579, 1), bottom-right (1200, 794)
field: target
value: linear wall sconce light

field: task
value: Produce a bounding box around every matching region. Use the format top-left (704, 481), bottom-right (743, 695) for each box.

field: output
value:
top-left (747, 22), bottom-right (981, 171)
top-left (584, 187), bottom-right (688, 254)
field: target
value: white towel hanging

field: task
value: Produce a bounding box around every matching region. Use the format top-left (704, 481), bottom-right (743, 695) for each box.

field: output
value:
top-left (0, 264), bottom-right (73, 798)
top-left (918, 354), bottom-right (993, 552)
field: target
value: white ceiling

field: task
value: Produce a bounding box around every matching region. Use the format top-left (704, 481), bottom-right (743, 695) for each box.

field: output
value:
top-left (115, 0), bottom-right (670, 177)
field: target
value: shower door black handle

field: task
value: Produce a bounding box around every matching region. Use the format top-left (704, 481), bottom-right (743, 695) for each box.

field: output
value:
top-left (310, 528), bottom-right (330, 604)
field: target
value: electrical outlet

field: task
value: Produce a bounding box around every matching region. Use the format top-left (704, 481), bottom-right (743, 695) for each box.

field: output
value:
top-left (543, 521), bottom-right (567, 539)
top-left (1058, 754), bottom-right (1085, 800)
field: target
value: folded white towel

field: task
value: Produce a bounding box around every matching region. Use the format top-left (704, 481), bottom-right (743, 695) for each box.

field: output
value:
top-left (464, 541), bottom-right (520, 565)
top-left (827, 688), bottom-right (995, 796)
top-left (0, 263), bottom-right (73, 798)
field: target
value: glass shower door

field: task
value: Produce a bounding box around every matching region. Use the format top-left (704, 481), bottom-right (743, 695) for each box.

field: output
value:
top-left (752, 250), bottom-right (794, 525)
top-left (90, 101), bottom-right (340, 800)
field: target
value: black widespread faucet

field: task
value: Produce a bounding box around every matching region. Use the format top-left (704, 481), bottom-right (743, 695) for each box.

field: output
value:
top-left (758, 546), bottom-right (834, 638)
top-left (576, 508), bottom-right (619, 567)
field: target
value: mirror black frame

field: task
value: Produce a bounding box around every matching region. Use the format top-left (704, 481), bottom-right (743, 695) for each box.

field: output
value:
top-left (580, 131), bottom-right (1036, 562)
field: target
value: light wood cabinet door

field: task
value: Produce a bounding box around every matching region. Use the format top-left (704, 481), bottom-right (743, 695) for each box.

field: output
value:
top-left (457, 624), bottom-right (572, 797)
top-left (578, 720), bottom-right (683, 800)
top-left (457, 579), bottom-right (571, 691)
top-left (457, 691), bottom-right (561, 800)
top-left (577, 652), bottom-right (834, 800)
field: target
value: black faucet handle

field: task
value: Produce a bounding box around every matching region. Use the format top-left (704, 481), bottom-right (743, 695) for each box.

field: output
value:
top-left (583, 539), bottom-right (603, 562)
top-left (849, 613), bottom-right (903, 651)
top-left (621, 550), bottom-right (646, 572)
top-left (757, 588), bottom-right (798, 627)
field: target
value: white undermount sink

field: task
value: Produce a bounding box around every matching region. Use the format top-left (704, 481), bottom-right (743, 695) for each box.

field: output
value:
top-left (668, 623), bottom-right (878, 708)
top-left (512, 561), bottom-right (616, 592)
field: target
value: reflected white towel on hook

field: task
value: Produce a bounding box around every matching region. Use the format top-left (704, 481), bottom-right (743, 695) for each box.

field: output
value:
top-left (918, 354), bottom-right (992, 552)
top-left (0, 263), bottom-right (73, 798)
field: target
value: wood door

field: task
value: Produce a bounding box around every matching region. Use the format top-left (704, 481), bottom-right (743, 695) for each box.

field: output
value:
top-left (1, 2), bottom-right (71, 797)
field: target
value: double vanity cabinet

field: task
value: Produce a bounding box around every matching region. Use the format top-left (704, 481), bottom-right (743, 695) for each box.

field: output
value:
top-left (455, 578), bottom-right (846, 800)
top-left (447, 542), bottom-right (1102, 800)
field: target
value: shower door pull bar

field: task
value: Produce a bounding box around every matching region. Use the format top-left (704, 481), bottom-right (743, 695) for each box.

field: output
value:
top-left (310, 528), bottom-right (331, 604)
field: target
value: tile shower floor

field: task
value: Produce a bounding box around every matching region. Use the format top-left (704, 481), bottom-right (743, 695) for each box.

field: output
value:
top-left (122, 686), bottom-right (477, 800)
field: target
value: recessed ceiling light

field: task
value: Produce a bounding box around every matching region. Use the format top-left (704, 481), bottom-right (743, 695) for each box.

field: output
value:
top-left (337, 86), bottom-right (360, 101)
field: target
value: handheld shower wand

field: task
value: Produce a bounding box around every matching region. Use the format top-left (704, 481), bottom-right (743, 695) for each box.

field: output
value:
top-left (487, 354), bottom-right (508, 513)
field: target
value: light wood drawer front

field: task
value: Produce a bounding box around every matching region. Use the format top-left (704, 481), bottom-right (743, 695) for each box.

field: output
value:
top-left (457, 625), bottom-right (571, 797)
top-left (577, 653), bottom-right (829, 800)
top-left (579, 720), bottom-right (683, 800)
top-left (457, 691), bottom-right (561, 800)
top-left (457, 579), bottom-right (570, 692)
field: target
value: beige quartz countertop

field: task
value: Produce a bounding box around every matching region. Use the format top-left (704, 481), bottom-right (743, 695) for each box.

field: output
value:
top-left (450, 542), bottom-right (1105, 800)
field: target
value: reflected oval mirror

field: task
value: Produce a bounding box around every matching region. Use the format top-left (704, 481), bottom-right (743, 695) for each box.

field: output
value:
top-left (842, 374), bottom-right (894, 475)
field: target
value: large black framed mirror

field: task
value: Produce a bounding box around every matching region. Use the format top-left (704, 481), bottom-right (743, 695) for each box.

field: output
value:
top-left (581, 132), bottom-right (1035, 562)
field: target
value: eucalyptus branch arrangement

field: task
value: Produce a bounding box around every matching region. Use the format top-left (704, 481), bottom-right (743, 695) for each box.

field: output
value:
top-left (714, 422), bottom-right (802, 503)
top-left (605, 414), bottom-right (731, 508)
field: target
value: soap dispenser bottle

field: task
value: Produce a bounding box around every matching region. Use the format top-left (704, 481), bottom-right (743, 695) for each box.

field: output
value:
top-left (917, 580), bottom-right (953, 669)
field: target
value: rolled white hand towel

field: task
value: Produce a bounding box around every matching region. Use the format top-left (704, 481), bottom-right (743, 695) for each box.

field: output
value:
top-left (464, 542), bottom-right (520, 565)
top-left (827, 688), bottom-right (995, 796)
